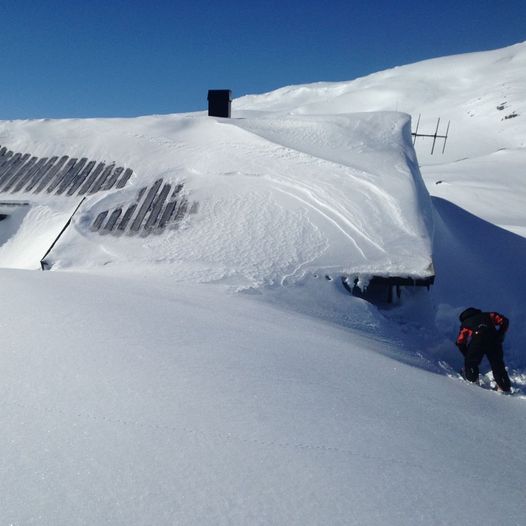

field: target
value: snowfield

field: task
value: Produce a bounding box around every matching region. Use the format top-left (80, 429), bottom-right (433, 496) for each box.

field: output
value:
top-left (1, 271), bottom-right (525, 525)
top-left (0, 42), bottom-right (525, 525)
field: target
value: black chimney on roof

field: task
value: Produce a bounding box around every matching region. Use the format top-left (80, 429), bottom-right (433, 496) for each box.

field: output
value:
top-left (208, 89), bottom-right (232, 118)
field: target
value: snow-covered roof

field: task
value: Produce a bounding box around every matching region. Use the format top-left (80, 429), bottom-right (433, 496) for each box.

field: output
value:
top-left (0, 111), bottom-right (434, 288)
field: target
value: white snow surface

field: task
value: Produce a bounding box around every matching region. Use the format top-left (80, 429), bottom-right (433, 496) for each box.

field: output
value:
top-left (1, 42), bottom-right (526, 525)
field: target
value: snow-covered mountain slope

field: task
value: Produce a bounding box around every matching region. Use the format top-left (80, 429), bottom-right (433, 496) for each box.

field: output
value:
top-left (236, 42), bottom-right (526, 236)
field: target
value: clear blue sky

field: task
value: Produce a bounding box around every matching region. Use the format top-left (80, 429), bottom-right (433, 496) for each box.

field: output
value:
top-left (1, 0), bottom-right (525, 119)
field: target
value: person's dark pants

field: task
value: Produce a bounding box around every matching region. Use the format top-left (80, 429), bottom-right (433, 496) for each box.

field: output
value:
top-left (465, 344), bottom-right (511, 392)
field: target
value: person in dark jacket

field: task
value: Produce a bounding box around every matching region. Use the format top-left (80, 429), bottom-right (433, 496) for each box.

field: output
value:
top-left (456, 307), bottom-right (511, 392)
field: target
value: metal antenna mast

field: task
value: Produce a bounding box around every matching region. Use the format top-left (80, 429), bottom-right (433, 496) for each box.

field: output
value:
top-left (411, 114), bottom-right (450, 154)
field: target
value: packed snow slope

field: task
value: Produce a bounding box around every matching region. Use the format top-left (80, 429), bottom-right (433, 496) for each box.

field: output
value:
top-left (1, 42), bottom-right (526, 525)
top-left (1, 270), bottom-right (526, 526)
top-left (237, 41), bottom-right (526, 236)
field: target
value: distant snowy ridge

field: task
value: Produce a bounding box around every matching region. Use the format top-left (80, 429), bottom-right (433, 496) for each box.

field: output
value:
top-left (235, 42), bottom-right (526, 152)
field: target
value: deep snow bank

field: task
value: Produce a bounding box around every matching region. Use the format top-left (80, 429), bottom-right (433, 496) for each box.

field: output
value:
top-left (429, 197), bottom-right (526, 368)
top-left (1, 268), bottom-right (525, 526)
top-left (367, 195), bottom-right (526, 376)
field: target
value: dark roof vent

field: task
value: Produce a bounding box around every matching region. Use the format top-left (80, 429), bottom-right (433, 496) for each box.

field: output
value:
top-left (207, 89), bottom-right (232, 118)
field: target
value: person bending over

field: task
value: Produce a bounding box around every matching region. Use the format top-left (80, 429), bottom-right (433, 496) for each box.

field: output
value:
top-left (456, 307), bottom-right (511, 392)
